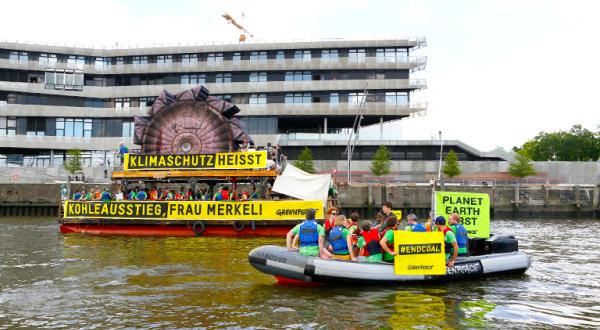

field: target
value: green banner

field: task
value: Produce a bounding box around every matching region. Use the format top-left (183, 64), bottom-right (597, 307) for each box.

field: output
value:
top-left (435, 191), bottom-right (490, 238)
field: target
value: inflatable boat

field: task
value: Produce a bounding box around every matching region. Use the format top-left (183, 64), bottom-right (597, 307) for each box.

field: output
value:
top-left (248, 235), bottom-right (532, 284)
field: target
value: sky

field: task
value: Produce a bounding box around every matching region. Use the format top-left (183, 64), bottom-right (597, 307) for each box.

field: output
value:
top-left (1, 0), bottom-right (599, 151)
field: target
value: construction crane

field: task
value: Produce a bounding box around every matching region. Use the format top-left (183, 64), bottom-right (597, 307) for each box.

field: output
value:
top-left (222, 13), bottom-right (253, 42)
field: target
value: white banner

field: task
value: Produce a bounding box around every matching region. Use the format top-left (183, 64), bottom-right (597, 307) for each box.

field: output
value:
top-left (272, 164), bottom-right (331, 207)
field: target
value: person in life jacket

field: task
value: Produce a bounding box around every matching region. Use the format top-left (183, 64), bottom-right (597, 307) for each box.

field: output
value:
top-left (404, 213), bottom-right (426, 232)
top-left (221, 187), bottom-right (230, 201)
top-left (376, 202), bottom-right (395, 233)
top-left (175, 189), bottom-right (185, 200)
top-left (324, 207), bottom-right (338, 240)
top-left (94, 189), bottom-right (102, 201)
top-left (135, 188), bottom-right (148, 200)
top-left (435, 216), bottom-right (459, 268)
top-left (213, 187), bottom-right (223, 201)
top-left (425, 211), bottom-right (438, 232)
top-left (346, 212), bottom-right (361, 260)
top-left (379, 217), bottom-right (399, 263)
top-left (357, 221), bottom-right (383, 263)
top-left (149, 188), bottom-right (158, 201)
top-left (327, 215), bottom-right (352, 260)
top-left (100, 188), bottom-right (112, 202)
top-left (186, 188), bottom-right (194, 201)
top-left (286, 208), bottom-right (325, 257)
top-left (448, 213), bottom-right (469, 256)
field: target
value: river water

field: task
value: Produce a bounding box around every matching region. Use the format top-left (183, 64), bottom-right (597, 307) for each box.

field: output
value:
top-left (1, 218), bottom-right (599, 329)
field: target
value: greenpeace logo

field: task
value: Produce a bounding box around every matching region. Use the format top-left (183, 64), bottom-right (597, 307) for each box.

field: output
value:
top-left (276, 208), bottom-right (310, 216)
top-left (397, 243), bottom-right (442, 255)
top-left (446, 261), bottom-right (483, 277)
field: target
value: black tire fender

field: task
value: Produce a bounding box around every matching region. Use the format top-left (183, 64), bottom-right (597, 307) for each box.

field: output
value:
top-left (232, 221), bottom-right (245, 232)
top-left (192, 221), bottom-right (206, 236)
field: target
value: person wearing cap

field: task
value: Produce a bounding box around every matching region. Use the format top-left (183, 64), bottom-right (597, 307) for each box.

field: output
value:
top-left (435, 216), bottom-right (459, 267)
top-left (404, 213), bottom-right (426, 232)
top-left (286, 208), bottom-right (325, 257)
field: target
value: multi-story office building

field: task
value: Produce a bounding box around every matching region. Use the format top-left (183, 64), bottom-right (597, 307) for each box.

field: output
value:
top-left (0, 38), bottom-right (499, 167)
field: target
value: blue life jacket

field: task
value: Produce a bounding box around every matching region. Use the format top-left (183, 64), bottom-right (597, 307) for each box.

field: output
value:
top-left (329, 226), bottom-right (348, 254)
top-left (299, 220), bottom-right (319, 247)
top-left (410, 223), bottom-right (426, 232)
top-left (101, 191), bottom-right (111, 202)
top-left (73, 193), bottom-right (81, 200)
top-left (453, 224), bottom-right (468, 249)
top-left (136, 191), bottom-right (147, 200)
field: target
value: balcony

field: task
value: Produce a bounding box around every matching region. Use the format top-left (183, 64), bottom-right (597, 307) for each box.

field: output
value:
top-left (0, 56), bottom-right (428, 74)
top-left (0, 79), bottom-right (426, 98)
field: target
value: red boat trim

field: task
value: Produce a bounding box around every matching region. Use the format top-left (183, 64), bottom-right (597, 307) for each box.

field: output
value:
top-left (274, 275), bottom-right (323, 286)
top-left (60, 224), bottom-right (292, 237)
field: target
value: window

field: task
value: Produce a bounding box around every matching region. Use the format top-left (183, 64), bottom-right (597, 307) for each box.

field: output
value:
top-left (407, 152), bottom-right (423, 160)
top-left (95, 57), bottom-right (105, 69)
top-left (215, 95), bottom-right (232, 101)
top-left (321, 49), bottom-right (338, 61)
top-left (232, 52), bottom-right (241, 62)
top-left (249, 72), bottom-right (267, 82)
top-left (0, 116), bottom-right (16, 136)
top-left (348, 92), bottom-right (366, 104)
top-left (330, 92), bottom-right (339, 104)
top-left (9, 51), bottom-right (28, 62)
top-left (55, 118), bottom-right (92, 137)
top-left (284, 71), bottom-right (311, 81)
top-left (385, 91), bottom-right (408, 104)
top-left (115, 57), bottom-right (124, 66)
top-left (38, 53), bottom-right (57, 67)
top-left (181, 74), bottom-right (206, 84)
top-left (26, 118), bottom-right (46, 136)
top-left (156, 55), bottom-right (173, 65)
top-left (207, 53), bottom-right (224, 63)
top-left (45, 69), bottom-right (84, 91)
top-left (139, 97), bottom-right (155, 107)
top-left (115, 98), bottom-right (130, 108)
top-left (249, 94), bottom-right (267, 105)
top-left (249, 51), bottom-right (267, 62)
top-left (294, 50), bottom-right (311, 60)
top-left (285, 93), bottom-right (311, 104)
top-left (377, 48), bottom-right (408, 62)
top-left (132, 56), bottom-right (148, 65)
top-left (215, 73), bottom-right (231, 83)
top-left (67, 55), bottom-right (85, 68)
top-left (275, 51), bottom-right (285, 61)
top-left (348, 49), bottom-right (366, 62)
top-left (182, 54), bottom-right (198, 64)
top-left (122, 121), bottom-right (134, 138)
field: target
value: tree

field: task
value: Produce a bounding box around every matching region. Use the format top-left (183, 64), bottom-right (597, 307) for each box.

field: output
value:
top-left (370, 145), bottom-right (391, 176)
top-left (293, 147), bottom-right (316, 174)
top-left (516, 124), bottom-right (600, 161)
top-left (64, 149), bottom-right (83, 176)
top-left (442, 150), bottom-right (462, 178)
top-left (509, 152), bottom-right (536, 178)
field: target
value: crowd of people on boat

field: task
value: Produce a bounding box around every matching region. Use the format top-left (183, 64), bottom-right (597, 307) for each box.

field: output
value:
top-left (70, 185), bottom-right (263, 202)
top-left (286, 202), bottom-right (469, 267)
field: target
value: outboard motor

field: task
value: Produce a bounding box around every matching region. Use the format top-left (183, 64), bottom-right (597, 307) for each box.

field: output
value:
top-left (485, 235), bottom-right (519, 254)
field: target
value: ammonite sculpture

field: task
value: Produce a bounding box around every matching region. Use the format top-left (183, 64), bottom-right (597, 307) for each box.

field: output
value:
top-left (134, 86), bottom-right (252, 154)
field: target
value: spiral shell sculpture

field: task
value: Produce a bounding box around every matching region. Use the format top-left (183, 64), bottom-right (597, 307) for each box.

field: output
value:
top-left (134, 86), bottom-right (252, 155)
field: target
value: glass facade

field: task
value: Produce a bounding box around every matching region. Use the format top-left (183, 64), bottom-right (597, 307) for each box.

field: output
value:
top-left (55, 118), bottom-right (92, 138)
top-left (0, 116), bottom-right (16, 136)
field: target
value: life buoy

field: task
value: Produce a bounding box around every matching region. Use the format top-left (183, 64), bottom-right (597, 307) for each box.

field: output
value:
top-left (192, 221), bottom-right (206, 236)
top-left (232, 221), bottom-right (245, 232)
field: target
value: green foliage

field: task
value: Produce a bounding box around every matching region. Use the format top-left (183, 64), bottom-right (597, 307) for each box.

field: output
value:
top-left (370, 145), bottom-right (391, 176)
top-left (509, 152), bottom-right (536, 178)
top-left (516, 124), bottom-right (600, 161)
top-left (63, 149), bottom-right (83, 175)
top-left (442, 150), bottom-right (462, 178)
top-left (294, 147), bottom-right (316, 174)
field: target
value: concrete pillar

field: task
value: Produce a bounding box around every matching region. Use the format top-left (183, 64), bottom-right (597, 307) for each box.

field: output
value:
top-left (49, 149), bottom-right (54, 166)
top-left (324, 117), bottom-right (328, 135)
top-left (379, 117), bottom-right (384, 139)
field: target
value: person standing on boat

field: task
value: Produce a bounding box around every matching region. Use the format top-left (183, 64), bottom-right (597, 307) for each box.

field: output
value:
top-left (448, 213), bottom-right (469, 257)
top-left (327, 215), bottom-right (352, 260)
top-left (435, 216), bottom-right (459, 267)
top-left (376, 202), bottom-right (395, 232)
top-left (135, 188), bottom-right (147, 200)
top-left (379, 217), bottom-right (399, 263)
top-left (404, 214), bottom-right (426, 232)
top-left (286, 208), bottom-right (325, 257)
top-left (101, 188), bottom-right (112, 202)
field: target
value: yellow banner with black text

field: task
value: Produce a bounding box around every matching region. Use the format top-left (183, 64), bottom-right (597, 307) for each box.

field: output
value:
top-left (394, 231), bottom-right (446, 275)
top-left (123, 151), bottom-right (267, 171)
top-left (63, 200), bottom-right (323, 221)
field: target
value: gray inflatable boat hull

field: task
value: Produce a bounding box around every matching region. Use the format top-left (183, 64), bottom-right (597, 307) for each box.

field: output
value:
top-left (248, 245), bottom-right (532, 284)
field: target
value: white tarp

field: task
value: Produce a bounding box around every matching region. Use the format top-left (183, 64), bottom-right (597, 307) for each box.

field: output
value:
top-left (272, 164), bottom-right (331, 206)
